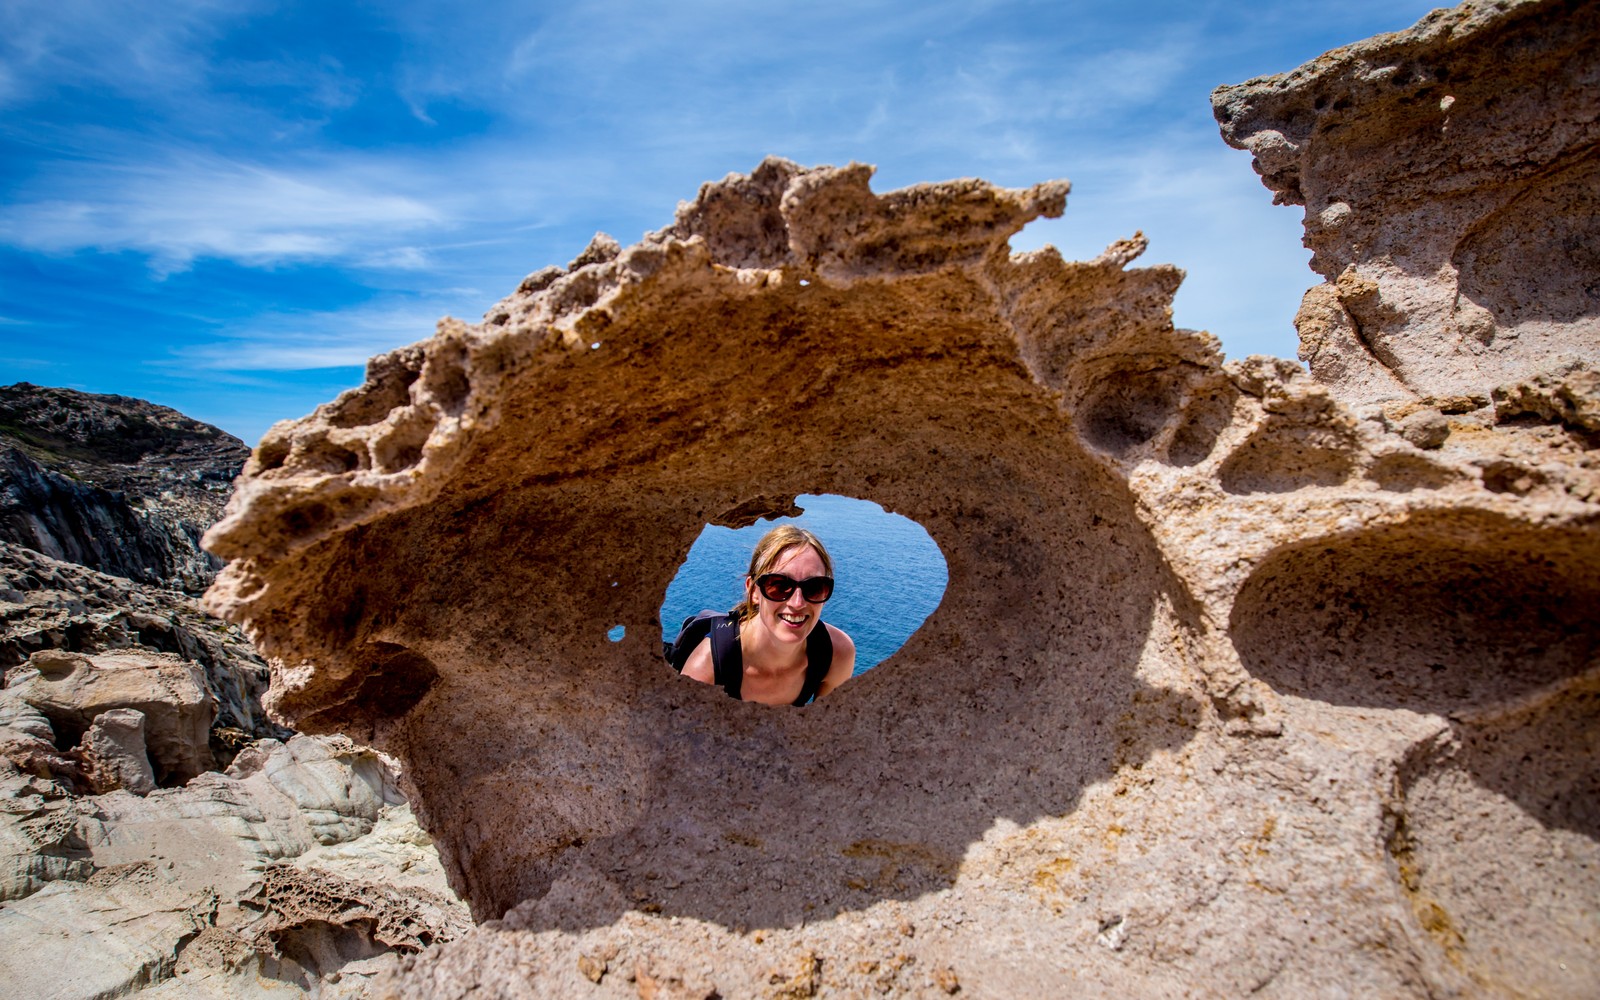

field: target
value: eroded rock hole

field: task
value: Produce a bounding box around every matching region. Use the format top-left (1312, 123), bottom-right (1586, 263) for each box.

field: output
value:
top-left (297, 642), bottom-right (440, 742)
top-left (1232, 512), bottom-right (1600, 712)
top-left (422, 347), bottom-right (471, 417)
top-left (660, 494), bottom-right (947, 678)
top-left (327, 347), bottom-right (423, 429)
top-left (1078, 367), bottom-right (1183, 455)
top-left (1218, 423), bottom-right (1355, 494)
top-left (1394, 670), bottom-right (1600, 993)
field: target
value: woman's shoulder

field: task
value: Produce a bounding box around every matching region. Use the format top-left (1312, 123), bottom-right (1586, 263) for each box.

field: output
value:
top-left (817, 622), bottom-right (856, 696)
top-left (824, 622), bottom-right (856, 657)
top-left (682, 635), bottom-right (717, 684)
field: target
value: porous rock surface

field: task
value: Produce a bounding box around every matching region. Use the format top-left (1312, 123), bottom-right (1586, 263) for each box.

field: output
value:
top-left (204, 2), bottom-right (1597, 996)
top-left (1213, 0), bottom-right (1600, 407)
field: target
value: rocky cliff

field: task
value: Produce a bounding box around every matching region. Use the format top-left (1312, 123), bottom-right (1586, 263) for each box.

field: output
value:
top-left (0, 389), bottom-right (469, 996)
top-left (0, 382), bottom-right (247, 595)
top-left (202, 1), bottom-right (1596, 997)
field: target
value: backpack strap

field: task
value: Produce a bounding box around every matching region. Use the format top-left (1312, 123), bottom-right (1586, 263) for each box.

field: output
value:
top-left (666, 610), bottom-right (727, 673)
top-left (793, 623), bottom-right (834, 706)
top-left (706, 615), bottom-right (834, 705)
top-left (708, 614), bottom-right (743, 699)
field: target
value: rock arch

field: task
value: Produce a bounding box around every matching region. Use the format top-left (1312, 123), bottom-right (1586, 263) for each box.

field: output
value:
top-left (205, 161), bottom-right (1212, 924)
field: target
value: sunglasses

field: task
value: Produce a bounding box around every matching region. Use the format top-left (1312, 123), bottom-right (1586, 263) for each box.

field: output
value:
top-left (754, 573), bottom-right (834, 604)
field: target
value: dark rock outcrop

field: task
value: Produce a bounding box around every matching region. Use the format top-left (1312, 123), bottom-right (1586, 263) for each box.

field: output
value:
top-left (0, 383), bottom-right (248, 595)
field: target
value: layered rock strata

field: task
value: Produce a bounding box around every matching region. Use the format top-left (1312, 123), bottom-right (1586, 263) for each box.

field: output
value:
top-left (0, 734), bottom-right (469, 998)
top-left (204, 1), bottom-right (1597, 996)
top-left (0, 539), bottom-right (283, 760)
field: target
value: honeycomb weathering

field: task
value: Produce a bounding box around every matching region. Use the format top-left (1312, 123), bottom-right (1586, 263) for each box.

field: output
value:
top-left (1213, 0), bottom-right (1600, 407)
top-left (204, 3), bottom-right (1599, 993)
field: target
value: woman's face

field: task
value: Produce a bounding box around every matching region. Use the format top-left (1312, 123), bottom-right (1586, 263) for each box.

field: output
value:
top-left (746, 543), bottom-right (827, 647)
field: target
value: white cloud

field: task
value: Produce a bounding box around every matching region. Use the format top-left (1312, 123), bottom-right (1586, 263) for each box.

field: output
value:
top-left (170, 300), bottom-right (465, 373)
top-left (359, 246), bottom-right (434, 271)
top-left (0, 0), bottom-right (250, 109)
top-left (1, 156), bottom-right (444, 271)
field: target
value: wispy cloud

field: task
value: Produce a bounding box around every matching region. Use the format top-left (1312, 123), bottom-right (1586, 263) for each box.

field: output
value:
top-left (169, 299), bottom-right (466, 372)
top-left (0, 0), bottom-right (250, 110)
top-left (1, 155), bottom-right (443, 272)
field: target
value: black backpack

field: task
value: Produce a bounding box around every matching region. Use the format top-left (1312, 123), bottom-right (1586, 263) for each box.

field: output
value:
top-left (663, 609), bottom-right (740, 674)
top-left (663, 610), bottom-right (833, 706)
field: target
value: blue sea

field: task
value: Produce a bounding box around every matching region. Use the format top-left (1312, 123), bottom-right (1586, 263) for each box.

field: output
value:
top-left (658, 494), bottom-right (947, 674)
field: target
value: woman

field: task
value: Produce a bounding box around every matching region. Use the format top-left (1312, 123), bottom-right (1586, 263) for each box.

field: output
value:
top-left (682, 524), bottom-right (857, 705)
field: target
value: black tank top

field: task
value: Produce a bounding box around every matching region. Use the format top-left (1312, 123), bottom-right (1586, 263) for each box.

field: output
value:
top-left (708, 614), bottom-right (833, 706)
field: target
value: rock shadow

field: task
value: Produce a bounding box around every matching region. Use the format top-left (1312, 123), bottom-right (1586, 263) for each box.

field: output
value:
top-left (1233, 508), bottom-right (1600, 992)
top-left (1454, 146), bottom-right (1600, 335)
top-left (1231, 509), bottom-right (1599, 713)
top-left (1392, 671), bottom-right (1600, 996)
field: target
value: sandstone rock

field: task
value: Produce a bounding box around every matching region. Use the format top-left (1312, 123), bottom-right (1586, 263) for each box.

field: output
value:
top-left (203, 4), bottom-right (1597, 997)
top-left (0, 734), bottom-right (467, 998)
top-left (6, 648), bottom-right (215, 785)
top-left (0, 540), bottom-right (288, 757)
top-left (1492, 360), bottom-right (1600, 436)
top-left (0, 874), bottom-right (216, 1000)
top-left (0, 763), bottom-right (90, 902)
top-left (1397, 409), bottom-right (1449, 450)
top-left (79, 707), bottom-right (158, 795)
top-left (0, 386), bottom-right (469, 995)
top-left (247, 862), bottom-right (471, 959)
top-left (255, 734), bottom-right (397, 847)
top-left (1213, 0), bottom-right (1600, 407)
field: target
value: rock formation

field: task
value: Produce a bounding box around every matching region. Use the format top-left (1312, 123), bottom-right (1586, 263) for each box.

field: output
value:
top-left (0, 382), bottom-right (247, 594)
top-left (1, 540), bottom-right (283, 750)
top-left (0, 733), bottom-right (469, 998)
top-left (0, 391), bottom-right (469, 995)
top-left (1212, 0), bottom-right (1600, 408)
top-left (203, 1), bottom-right (1597, 996)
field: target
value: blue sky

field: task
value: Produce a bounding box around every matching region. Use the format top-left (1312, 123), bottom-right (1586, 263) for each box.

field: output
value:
top-left (0, 0), bottom-right (1442, 445)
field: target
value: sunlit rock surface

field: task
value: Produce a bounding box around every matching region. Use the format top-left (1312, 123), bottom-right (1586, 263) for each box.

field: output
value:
top-left (1213, 0), bottom-right (1600, 407)
top-left (0, 734), bottom-right (468, 999)
top-left (205, 2), bottom-right (1598, 995)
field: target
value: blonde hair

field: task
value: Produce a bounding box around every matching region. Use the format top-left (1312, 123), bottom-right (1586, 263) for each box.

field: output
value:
top-left (731, 525), bottom-right (834, 624)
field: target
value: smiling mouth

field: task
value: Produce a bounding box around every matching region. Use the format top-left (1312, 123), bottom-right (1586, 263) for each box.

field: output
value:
top-left (778, 611), bottom-right (808, 626)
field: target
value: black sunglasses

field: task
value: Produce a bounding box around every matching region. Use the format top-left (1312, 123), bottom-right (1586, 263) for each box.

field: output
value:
top-left (754, 573), bottom-right (834, 604)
